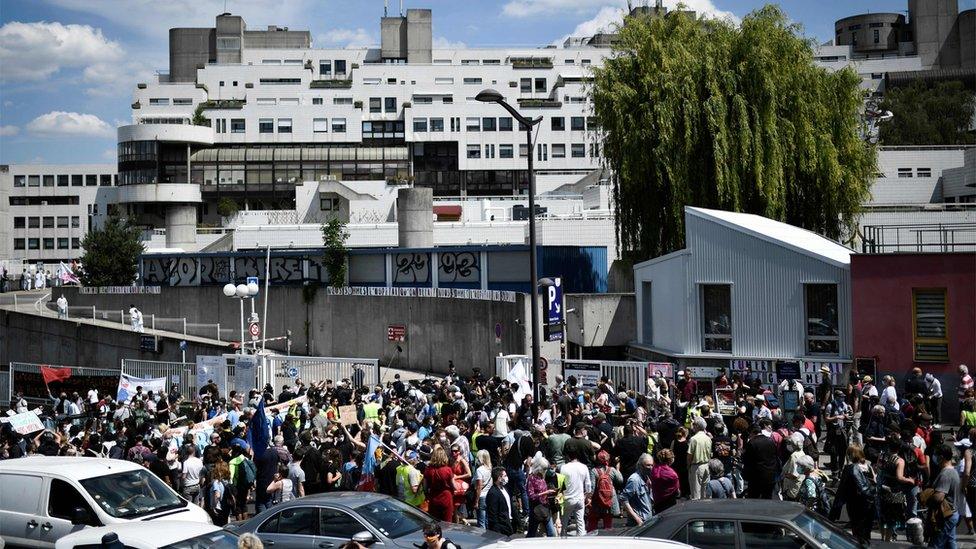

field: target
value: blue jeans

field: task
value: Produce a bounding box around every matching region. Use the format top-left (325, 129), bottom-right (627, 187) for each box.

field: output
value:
top-left (478, 496), bottom-right (487, 529)
top-left (929, 511), bottom-right (958, 549)
top-left (507, 467), bottom-right (528, 516)
top-left (527, 510), bottom-right (556, 537)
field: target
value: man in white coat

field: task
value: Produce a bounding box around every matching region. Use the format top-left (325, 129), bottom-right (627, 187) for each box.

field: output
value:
top-left (129, 304), bottom-right (145, 333)
top-left (56, 294), bottom-right (68, 319)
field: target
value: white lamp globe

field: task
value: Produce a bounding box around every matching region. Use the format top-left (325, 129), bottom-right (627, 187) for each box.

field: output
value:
top-left (222, 283), bottom-right (237, 297)
top-left (235, 284), bottom-right (249, 298)
top-left (247, 282), bottom-right (259, 296)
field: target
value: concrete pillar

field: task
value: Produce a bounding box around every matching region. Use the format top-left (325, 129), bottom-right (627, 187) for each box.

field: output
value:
top-left (397, 187), bottom-right (433, 248)
top-left (165, 204), bottom-right (197, 250)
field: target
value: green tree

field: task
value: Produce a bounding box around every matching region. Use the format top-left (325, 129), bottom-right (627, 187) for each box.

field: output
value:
top-left (592, 6), bottom-right (876, 260)
top-left (216, 197), bottom-right (239, 217)
top-left (321, 218), bottom-right (349, 287)
top-left (78, 216), bottom-right (145, 286)
top-left (192, 103), bottom-right (210, 127)
top-left (879, 80), bottom-right (976, 145)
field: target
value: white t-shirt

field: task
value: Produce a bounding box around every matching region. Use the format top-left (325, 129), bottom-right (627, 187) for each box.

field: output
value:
top-left (87, 389), bottom-right (98, 404)
top-left (475, 465), bottom-right (493, 496)
top-left (561, 461), bottom-right (591, 503)
top-left (182, 456), bottom-right (204, 487)
top-left (494, 409), bottom-right (511, 437)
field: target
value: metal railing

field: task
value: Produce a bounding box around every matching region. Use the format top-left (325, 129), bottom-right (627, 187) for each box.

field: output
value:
top-left (861, 223), bottom-right (976, 253)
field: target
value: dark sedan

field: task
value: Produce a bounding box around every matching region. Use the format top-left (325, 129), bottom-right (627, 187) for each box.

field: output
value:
top-left (228, 492), bottom-right (504, 549)
top-left (615, 500), bottom-right (904, 549)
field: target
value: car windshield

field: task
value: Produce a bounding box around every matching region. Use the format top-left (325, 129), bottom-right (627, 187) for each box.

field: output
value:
top-left (794, 511), bottom-right (860, 549)
top-left (355, 497), bottom-right (432, 539)
top-left (624, 515), bottom-right (660, 536)
top-left (79, 469), bottom-right (185, 518)
top-left (161, 531), bottom-right (239, 549)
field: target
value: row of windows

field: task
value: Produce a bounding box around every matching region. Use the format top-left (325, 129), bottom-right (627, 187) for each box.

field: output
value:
top-left (255, 118), bottom-right (348, 134)
top-left (13, 237), bottom-right (81, 250)
top-left (9, 196), bottom-right (81, 206)
top-left (148, 98), bottom-right (193, 106)
top-left (13, 174), bottom-right (114, 187)
top-left (13, 216), bottom-right (81, 229)
top-left (412, 116), bottom-right (596, 133)
top-left (465, 143), bottom-right (595, 160)
top-left (255, 97), bottom-right (354, 106)
top-left (896, 167), bottom-right (932, 178)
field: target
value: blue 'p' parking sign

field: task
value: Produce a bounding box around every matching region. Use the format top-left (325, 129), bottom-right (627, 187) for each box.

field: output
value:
top-left (545, 278), bottom-right (563, 341)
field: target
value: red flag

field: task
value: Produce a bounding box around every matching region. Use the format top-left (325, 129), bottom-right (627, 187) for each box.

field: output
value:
top-left (41, 366), bottom-right (72, 385)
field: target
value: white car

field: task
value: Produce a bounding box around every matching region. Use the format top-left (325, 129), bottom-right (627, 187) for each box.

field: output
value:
top-left (55, 522), bottom-right (238, 549)
top-left (0, 456), bottom-right (211, 548)
top-left (483, 537), bottom-right (693, 549)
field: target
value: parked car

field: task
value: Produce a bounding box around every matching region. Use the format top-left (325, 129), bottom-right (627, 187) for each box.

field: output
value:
top-left (228, 492), bottom-right (504, 548)
top-left (0, 456), bottom-right (211, 548)
top-left (613, 499), bottom-right (903, 549)
top-left (55, 521), bottom-right (238, 549)
top-left (484, 537), bottom-right (692, 549)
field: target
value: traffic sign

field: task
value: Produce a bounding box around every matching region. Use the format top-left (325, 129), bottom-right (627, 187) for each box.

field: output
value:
top-left (246, 276), bottom-right (259, 288)
top-left (287, 366), bottom-right (300, 378)
top-left (387, 325), bottom-right (406, 342)
top-left (249, 323), bottom-right (261, 339)
top-left (545, 277), bottom-right (563, 341)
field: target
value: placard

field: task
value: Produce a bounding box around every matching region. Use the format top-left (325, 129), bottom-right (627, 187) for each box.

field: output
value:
top-left (338, 404), bottom-right (358, 426)
top-left (647, 362), bottom-right (674, 379)
top-left (234, 355), bottom-right (257, 392)
top-left (564, 362), bottom-right (601, 389)
top-left (714, 388), bottom-right (737, 416)
top-left (196, 355), bottom-right (227, 394)
top-left (782, 390), bottom-right (801, 412)
top-left (775, 360), bottom-right (801, 381)
top-left (4, 411), bottom-right (44, 435)
top-left (117, 373), bottom-right (166, 402)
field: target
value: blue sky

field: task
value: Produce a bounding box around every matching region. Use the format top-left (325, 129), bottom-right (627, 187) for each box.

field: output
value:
top-left (1, 0), bottom-right (972, 165)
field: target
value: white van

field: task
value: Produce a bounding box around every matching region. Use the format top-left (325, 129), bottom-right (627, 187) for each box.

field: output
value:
top-left (0, 456), bottom-right (211, 548)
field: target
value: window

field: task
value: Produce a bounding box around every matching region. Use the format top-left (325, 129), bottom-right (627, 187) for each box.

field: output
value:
top-left (256, 98), bottom-right (276, 105)
top-left (28, 175), bottom-right (40, 187)
top-left (13, 238), bottom-right (25, 250)
top-left (259, 507), bottom-right (318, 535)
top-left (313, 118), bottom-right (328, 133)
top-left (319, 60), bottom-right (332, 75)
top-left (71, 238), bottom-right (80, 248)
top-left (258, 78), bottom-right (301, 85)
top-left (675, 520), bottom-right (736, 549)
top-left (484, 59), bottom-right (500, 65)
top-left (461, 59), bottom-right (478, 65)
top-left (277, 118), bottom-right (292, 133)
top-left (279, 98), bottom-right (299, 105)
top-left (463, 77), bottom-right (483, 85)
top-left (312, 97), bottom-right (323, 105)
top-left (702, 284), bottom-right (732, 352)
top-left (331, 118), bottom-right (346, 133)
top-left (319, 508), bottom-right (364, 540)
top-left (14, 217), bottom-right (25, 228)
top-left (466, 117), bottom-right (481, 132)
top-left (897, 168), bottom-right (913, 178)
top-left (58, 238), bottom-right (69, 249)
top-left (538, 143), bottom-right (548, 161)
top-left (413, 118), bottom-right (428, 132)
top-left (450, 117), bottom-right (460, 132)
top-left (913, 289), bottom-right (948, 362)
top-left (499, 117), bottom-right (513, 131)
top-left (173, 98), bottom-right (192, 105)
top-left (28, 238), bottom-right (39, 250)
top-left (535, 78), bottom-right (547, 92)
top-left (149, 98), bottom-right (170, 106)
top-left (71, 174), bottom-right (83, 186)
top-left (435, 77), bottom-right (454, 85)
top-left (500, 144), bottom-right (514, 158)
top-left (71, 216), bottom-right (80, 228)
top-left (551, 117), bottom-right (565, 131)
top-left (482, 117), bottom-right (497, 131)
top-left (48, 478), bottom-right (98, 525)
top-left (581, 59), bottom-right (591, 65)
top-left (369, 97), bottom-right (382, 113)
top-left (259, 119), bottom-right (274, 133)
top-left (333, 97), bottom-right (353, 105)
top-left (320, 196), bottom-right (338, 211)
top-left (385, 97), bottom-right (397, 112)
top-left (430, 118), bottom-right (444, 132)
top-left (43, 238), bottom-right (54, 250)
top-left (485, 144), bottom-right (495, 159)
top-left (262, 59), bottom-right (281, 65)
top-left (13, 175), bottom-right (25, 187)
top-left (917, 168), bottom-right (932, 178)
top-left (43, 216), bottom-right (54, 228)
top-left (520, 78), bottom-right (532, 92)
top-left (571, 144), bottom-right (585, 158)
top-left (552, 144), bottom-right (566, 158)
top-left (100, 174), bottom-right (112, 186)
top-left (806, 284), bottom-right (839, 355)
top-left (741, 522), bottom-right (806, 549)
top-left (43, 175), bottom-right (54, 187)
top-left (519, 144), bottom-right (529, 158)
top-left (571, 116), bottom-right (585, 131)
top-left (57, 216), bottom-right (68, 228)
top-left (466, 144), bottom-right (481, 159)
top-left (873, 29), bottom-right (880, 43)
top-left (334, 59), bottom-right (347, 74)
top-left (28, 217), bottom-right (40, 228)
top-left (85, 174), bottom-right (97, 186)
top-left (57, 174), bottom-right (68, 187)
top-left (230, 119), bottom-right (245, 133)
top-left (414, 96), bottom-right (433, 105)
top-left (442, 96), bottom-right (453, 104)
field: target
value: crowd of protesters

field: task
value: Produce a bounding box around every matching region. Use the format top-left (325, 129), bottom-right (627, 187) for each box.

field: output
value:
top-left (2, 360), bottom-right (974, 548)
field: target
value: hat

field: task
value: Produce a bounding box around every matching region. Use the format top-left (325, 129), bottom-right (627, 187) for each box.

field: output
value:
top-left (955, 438), bottom-right (973, 449)
top-left (819, 366), bottom-right (830, 374)
top-left (405, 450), bottom-right (419, 461)
top-left (756, 395), bottom-right (765, 401)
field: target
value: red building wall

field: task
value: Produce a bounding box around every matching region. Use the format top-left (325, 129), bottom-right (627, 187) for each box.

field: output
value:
top-left (852, 253), bottom-right (976, 415)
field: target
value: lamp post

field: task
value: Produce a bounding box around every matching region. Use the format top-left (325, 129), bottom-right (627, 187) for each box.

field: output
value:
top-left (223, 282), bottom-right (259, 353)
top-left (476, 89), bottom-right (543, 411)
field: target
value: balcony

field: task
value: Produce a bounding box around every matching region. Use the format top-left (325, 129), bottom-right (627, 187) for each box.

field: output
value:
top-left (310, 79), bottom-right (353, 89)
top-left (200, 99), bottom-right (245, 109)
top-left (511, 57), bottom-right (553, 69)
top-left (517, 98), bottom-right (562, 108)
top-left (861, 221), bottom-right (976, 253)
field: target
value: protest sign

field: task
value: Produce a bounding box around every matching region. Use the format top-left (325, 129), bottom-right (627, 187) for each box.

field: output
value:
top-left (338, 404), bottom-right (358, 426)
top-left (117, 373), bottom-right (166, 402)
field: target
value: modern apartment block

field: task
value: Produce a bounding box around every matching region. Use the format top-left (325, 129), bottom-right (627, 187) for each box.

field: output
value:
top-left (0, 164), bottom-right (118, 266)
top-left (119, 8), bottom-right (618, 249)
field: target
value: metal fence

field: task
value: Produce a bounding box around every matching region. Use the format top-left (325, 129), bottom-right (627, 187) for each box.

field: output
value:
top-left (0, 370), bottom-right (9, 407)
top-left (264, 355), bottom-right (380, 395)
top-left (121, 359), bottom-right (196, 402)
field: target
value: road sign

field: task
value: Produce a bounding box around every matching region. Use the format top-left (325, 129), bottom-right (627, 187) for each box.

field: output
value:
top-left (249, 323), bottom-right (261, 339)
top-left (286, 366), bottom-right (300, 379)
top-left (387, 325), bottom-right (406, 342)
top-left (246, 276), bottom-right (259, 288)
top-left (179, 340), bottom-right (188, 351)
top-left (545, 277), bottom-right (563, 341)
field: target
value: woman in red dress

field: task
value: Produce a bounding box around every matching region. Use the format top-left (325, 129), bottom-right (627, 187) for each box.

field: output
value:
top-left (424, 447), bottom-right (455, 522)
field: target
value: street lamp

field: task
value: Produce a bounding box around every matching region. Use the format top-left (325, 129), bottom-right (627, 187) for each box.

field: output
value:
top-left (223, 282), bottom-right (259, 352)
top-left (477, 89), bottom-right (544, 411)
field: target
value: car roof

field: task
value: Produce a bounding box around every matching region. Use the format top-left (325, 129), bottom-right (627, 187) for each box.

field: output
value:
top-left (0, 456), bottom-right (142, 480)
top-left (659, 499), bottom-right (805, 519)
top-left (278, 491), bottom-right (389, 508)
top-left (489, 537), bottom-right (692, 548)
top-left (55, 522), bottom-right (226, 548)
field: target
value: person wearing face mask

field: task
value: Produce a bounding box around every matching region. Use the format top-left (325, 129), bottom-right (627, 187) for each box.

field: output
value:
top-left (485, 466), bottom-right (514, 536)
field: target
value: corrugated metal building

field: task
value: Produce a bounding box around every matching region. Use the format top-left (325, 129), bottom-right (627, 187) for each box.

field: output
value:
top-left (631, 207), bottom-right (854, 370)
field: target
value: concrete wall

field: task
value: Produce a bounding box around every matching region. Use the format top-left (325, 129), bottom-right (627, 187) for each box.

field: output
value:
top-left (565, 293), bottom-right (635, 348)
top-left (169, 28), bottom-right (214, 83)
top-left (57, 286), bottom-right (526, 375)
top-left (0, 309), bottom-right (229, 369)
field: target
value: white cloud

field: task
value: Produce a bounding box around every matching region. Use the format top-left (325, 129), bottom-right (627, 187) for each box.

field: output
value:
top-left (433, 36), bottom-right (467, 49)
top-left (503, 0), bottom-right (611, 18)
top-left (543, 0), bottom-right (739, 44)
top-left (82, 60), bottom-right (157, 97)
top-left (315, 28), bottom-right (377, 48)
top-left (0, 125), bottom-right (19, 136)
top-left (26, 111), bottom-right (114, 138)
top-left (0, 21), bottom-right (123, 81)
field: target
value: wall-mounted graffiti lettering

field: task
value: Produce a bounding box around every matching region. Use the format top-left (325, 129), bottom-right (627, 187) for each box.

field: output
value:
top-left (394, 253), bottom-right (429, 284)
top-left (170, 257), bottom-right (200, 286)
top-left (234, 257), bottom-right (264, 280)
top-left (269, 257), bottom-right (304, 283)
top-left (438, 251), bottom-right (480, 284)
top-left (200, 257), bottom-right (231, 284)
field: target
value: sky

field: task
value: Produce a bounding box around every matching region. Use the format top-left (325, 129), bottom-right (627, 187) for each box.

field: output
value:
top-left (1, 0), bottom-right (972, 165)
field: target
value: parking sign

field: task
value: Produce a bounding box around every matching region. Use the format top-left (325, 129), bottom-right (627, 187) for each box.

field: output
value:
top-left (545, 278), bottom-right (563, 341)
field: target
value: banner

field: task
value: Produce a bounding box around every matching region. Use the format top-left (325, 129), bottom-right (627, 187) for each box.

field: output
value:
top-left (647, 362), bottom-right (674, 379)
top-left (234, 355), bottom-right (258, 393)
top-left (117, 373), bottom-right (166, 402)
top-left (164, 395), bottom-right (307, 437)
top-left (2, 411), bottom-right (45, 435)
top-left (565, 361), bottom-right (601, 390)
top-left (506, 358), bottom-right (533, 402)
top-left (196, 355), bottom-right (228, 394)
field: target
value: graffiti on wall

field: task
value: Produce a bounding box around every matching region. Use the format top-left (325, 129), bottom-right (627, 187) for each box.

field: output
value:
top-left (438, 251), bottom-right (480, 284)
top-left (394, 253), bottom-right (429, 284)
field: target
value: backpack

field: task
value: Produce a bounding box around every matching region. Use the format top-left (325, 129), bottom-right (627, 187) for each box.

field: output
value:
top-left (594, 467), bottom-right (615, 509)
top-left (340, 464), bottom-right (361, 491)
top-left (108, 444), bottom-right (125, 460)
top-left (238, 458), bottom-right (257, 487)
top-left (801, 476), bottom-right (830, 515)
top-left (221, 480), bottom-right (237, 510)
top-left (800, 430), bottom-right (819, 462)
top-left (853, 464), bottom-right (877, 499)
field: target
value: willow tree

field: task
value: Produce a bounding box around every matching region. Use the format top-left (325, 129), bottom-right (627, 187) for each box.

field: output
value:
top-left (592, 5), bottom-right (876, 260)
